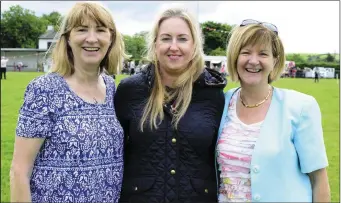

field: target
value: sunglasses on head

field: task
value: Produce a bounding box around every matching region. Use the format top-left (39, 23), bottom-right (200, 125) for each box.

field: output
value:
top-left (240, 19), bottom-right (278, 35)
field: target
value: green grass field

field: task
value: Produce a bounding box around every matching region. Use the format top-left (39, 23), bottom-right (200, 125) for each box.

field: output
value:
top-left (1, 72), bottom-right (339, 202)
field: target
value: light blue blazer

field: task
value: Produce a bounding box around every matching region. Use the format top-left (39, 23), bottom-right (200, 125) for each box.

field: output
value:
top-left (215, 87), bottom-right (329, 202)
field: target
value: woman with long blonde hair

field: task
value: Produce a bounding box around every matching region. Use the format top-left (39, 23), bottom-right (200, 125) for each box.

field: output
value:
top-left (115, 7), bottom-right (226, 203)
top-left (10, 2), bottom-right (126, 202)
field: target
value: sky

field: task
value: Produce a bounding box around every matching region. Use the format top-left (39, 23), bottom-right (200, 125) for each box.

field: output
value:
top-left (1, 1), bottom-right (339, 54)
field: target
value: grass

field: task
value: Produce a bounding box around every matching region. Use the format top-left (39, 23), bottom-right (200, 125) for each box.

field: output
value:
top-left (1, 72), bottom-right (339, 202)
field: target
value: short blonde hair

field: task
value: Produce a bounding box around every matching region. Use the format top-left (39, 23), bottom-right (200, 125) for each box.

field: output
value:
top-left (50, 2), bottom-right (126, 76)
top-left (226, 23), bottom-right (285, 83)
top-left (140, 7), bottom-right (205, 131)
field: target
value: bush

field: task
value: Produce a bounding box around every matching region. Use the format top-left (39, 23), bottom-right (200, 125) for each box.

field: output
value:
top-left (295, 62), bottom-right (340, 70)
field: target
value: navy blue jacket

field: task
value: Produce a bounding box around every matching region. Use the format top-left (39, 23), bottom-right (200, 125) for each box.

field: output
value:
top-left (114, 64), bottom-right (226, 203)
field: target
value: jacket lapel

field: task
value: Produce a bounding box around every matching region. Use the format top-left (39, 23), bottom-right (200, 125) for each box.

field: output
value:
top-left (250, 87), bottom-right (284, 168)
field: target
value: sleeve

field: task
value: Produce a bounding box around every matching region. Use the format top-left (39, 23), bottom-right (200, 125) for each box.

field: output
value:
top-left (16, 80), bottom-right (53, 138)
top-left (294, 96), bottom-right (329, 173)
top-left (114, 80), bottom-right (131, 145)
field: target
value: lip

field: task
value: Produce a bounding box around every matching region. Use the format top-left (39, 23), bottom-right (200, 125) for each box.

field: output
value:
top-left (168, 55), bottom-right (182, 60)
top-left (245, 68), bottom-right (262, 73)
top-left (82, 47), bottom-right (100, 50)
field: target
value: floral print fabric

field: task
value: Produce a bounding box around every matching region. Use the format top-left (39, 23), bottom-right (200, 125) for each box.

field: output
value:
top-left (16, 73), bottom-right (124, 203)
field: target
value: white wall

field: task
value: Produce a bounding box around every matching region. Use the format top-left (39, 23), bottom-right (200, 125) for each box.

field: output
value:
top-left (38, 39), bottom-right (57, 50)
top-left (0, 51), bottom-right (46, 72)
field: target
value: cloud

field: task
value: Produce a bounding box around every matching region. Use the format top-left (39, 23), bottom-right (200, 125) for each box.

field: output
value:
top-left (1, 1), bottom-right (339, 53)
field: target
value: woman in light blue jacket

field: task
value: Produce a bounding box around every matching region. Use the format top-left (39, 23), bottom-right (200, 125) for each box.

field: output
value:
top-left (215, 19), bottom-right (330, 202)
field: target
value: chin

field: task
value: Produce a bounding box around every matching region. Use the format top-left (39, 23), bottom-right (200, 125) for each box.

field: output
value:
top-left (240, 78), bottom-right (262, 86)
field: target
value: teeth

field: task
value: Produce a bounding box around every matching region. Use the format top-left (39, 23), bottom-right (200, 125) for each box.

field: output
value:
top-left (83, 48), bottom-right (99, 51)
top-left (246, 68), bottom-right (261, 73)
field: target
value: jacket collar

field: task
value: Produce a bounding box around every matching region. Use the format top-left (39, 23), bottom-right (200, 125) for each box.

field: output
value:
top-left (141, 63), bottom-right (227, 91)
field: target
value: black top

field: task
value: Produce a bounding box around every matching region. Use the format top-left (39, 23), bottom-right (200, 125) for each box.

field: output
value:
top-left (115, 63), bottom-right (227, 203)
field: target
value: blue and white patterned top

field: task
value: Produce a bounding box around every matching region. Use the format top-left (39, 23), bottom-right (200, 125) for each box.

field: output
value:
top-left (16, 72), bottom-right (124, 203)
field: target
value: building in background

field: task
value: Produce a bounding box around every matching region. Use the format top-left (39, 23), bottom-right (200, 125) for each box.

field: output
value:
top-left (0, 25), bottom-right (56, 72)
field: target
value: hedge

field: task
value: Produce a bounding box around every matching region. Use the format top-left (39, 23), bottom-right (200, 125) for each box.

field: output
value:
top-left (295, 62), bottom-right (340, 70)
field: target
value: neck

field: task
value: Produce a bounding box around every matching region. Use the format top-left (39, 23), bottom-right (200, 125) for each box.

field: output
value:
top-left (71, 64), bottom-right (100, 86)
top-left (240, 83), bottom-right (271, 104)
top-left (159, 67), bottom-right (178, 88)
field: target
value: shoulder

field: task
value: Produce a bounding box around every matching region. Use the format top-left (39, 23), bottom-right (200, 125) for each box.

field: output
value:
top-left (275, 87), bottom-right (317, 106)
top-left (224, 87), bottom-right (240, 99)
top-left (274, 87), bottom-right (320, 121)
top-left (117, 73), bottom-right (146, 91)
top-left (102, 73), bottom-right (116, 88)
top-left (25, 72), bottom-right (63, 94)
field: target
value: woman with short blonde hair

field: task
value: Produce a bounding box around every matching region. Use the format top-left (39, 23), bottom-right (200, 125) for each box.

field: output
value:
top-left (216, 19), bottom-right (330, 202)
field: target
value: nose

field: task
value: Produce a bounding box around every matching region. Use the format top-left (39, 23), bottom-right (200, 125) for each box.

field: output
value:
top-left (169, 39), bottom-right (179, 51)
top-left (247, 54), bottom-right (260, 65)
top-left (85, 29), bottom-right (98, 43)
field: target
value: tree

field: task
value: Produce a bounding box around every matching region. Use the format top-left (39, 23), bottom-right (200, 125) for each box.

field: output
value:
top-left (123, 32), bottom-right (147, 61)
top-left (41, 11), bottom-right (62, 31)
top-left (286, 53), bottom-right (305, 63)
top-left (209, 47), bottom-right (226, 56)
top-left (1, 5), bottom-right (47, 48)
top-left (325, 53), bottom-right (335, 62)
top-left (201, 21), bottom-right (232, 55)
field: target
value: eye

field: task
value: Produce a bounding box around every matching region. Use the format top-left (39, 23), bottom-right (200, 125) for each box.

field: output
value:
top-left (77, 28), bottom-right (87, 32)
top-left (260, 53), bottom-right (269, 56)
top-left (240, 51), bottom-right (249, 55)
top-left (98, 29), bottom-right (107, 32)
top-left (161, 38), bottom-right (171, 41)
top-left (178, 37), bottom-right (188, 41)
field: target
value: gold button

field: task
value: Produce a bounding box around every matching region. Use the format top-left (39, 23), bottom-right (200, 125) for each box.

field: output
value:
top-left (170, 170), bottom-right (176, 175)
top-left (204, 189), bottom-right (208, 193)
top-left (172, 138), bottom-right (176, 143)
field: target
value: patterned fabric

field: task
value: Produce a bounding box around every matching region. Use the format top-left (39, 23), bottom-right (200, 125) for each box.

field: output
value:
top-left (216, 89), bottom-right (262, 202)
top-left (16, 73), bottom-right (124, 203)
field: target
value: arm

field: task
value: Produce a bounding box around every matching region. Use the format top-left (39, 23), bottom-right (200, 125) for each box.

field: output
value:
top-left (114, 80), bottom-right (131, 145)
top-left (308, 168), bottom-right (330, 202)
top-left (10, 137), bottom-right (45, 202)
top-left (293, 96), bottom-right (330, 201)
top-left (10, 78), bottom-right (53, 202)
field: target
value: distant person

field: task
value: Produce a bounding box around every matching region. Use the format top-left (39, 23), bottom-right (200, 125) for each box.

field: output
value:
top-left (17, 61), bottom-right (23, 72)
top-left (130, 67), bottom-right (135, 75)
top-left (292, 67), bottom-right (297, 78)
top-left (217, 19), bottom-right (330, 202)
top-left (1, 56), bottom-right (9, 80)
top-left (10, 2), bottom-right (126, 203)
top-left (314, 70), bottom-right (319, 83)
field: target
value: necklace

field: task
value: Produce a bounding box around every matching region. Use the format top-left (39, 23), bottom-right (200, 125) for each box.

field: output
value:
top-left (240, 88), bottom-right (272, 108)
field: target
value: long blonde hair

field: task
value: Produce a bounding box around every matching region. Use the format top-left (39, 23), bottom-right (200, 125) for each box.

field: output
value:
top-left (140, 7), bottom-right (205, 131)
top-left (49, 2), bottom-right (126, 76)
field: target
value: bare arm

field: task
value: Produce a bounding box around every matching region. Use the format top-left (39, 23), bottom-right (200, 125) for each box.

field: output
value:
top-left (10, 136), bottom-right (45, 202)
top-left (308, 168), bottom-right (330, 202)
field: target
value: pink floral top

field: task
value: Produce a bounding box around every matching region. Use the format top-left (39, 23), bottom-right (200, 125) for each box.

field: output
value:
top-left (217, 89), bottom-right (263, 202)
